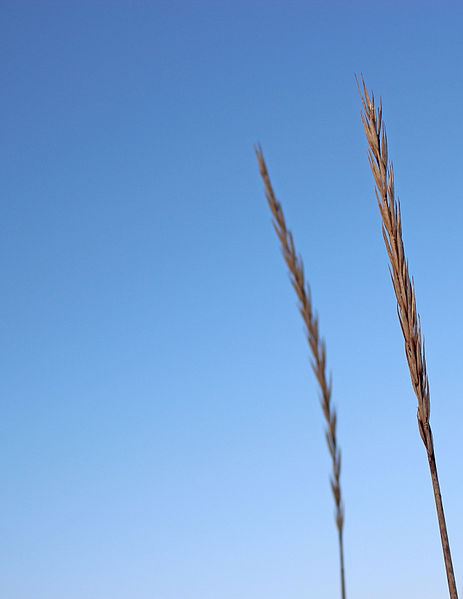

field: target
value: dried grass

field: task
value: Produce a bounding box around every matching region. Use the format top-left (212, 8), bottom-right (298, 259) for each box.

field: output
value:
top-left (254, 77), bottom-right (459, 599)
top-left (255, 145), bottom-right (346, 599)
top-left (357, 73), bottom-right (458, 599)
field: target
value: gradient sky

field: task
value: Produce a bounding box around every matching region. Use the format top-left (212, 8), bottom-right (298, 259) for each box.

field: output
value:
top-left (2, 2), bottom-right (463, 599)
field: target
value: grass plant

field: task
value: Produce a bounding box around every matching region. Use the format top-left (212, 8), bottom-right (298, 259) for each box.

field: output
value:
top-left (255, 77), bottom-right (459, 599)
top-left (255, 146), bottom-right (346, 599)
top-left (357, 74), bottom-right (458, 599)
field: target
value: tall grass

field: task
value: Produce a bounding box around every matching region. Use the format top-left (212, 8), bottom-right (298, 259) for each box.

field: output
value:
top-left (255, 77), bottom-right (459, 599)
top-left (255, 145), bottom-right (346, 599)
top-left (357, 74), bottom-right (458, 599)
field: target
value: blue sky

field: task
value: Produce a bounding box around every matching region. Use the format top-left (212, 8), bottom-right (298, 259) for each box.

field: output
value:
top-left (2, 2), bottom-right (463, 598)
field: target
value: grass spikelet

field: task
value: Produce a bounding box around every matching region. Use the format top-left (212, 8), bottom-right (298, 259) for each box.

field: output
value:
top-left (256, 145), bottom-right (346, 599)
top-left (357, 73), bottom-right (458, 599)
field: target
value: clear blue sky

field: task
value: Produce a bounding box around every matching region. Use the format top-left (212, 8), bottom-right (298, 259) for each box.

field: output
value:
top-left (2, 2), bottom-right (462, 598)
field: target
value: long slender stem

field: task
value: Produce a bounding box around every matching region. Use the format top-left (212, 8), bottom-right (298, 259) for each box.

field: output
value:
top-left (427, 439), bottom-right (458, 598)
top-left (339, 527), bottom-right (346, 599)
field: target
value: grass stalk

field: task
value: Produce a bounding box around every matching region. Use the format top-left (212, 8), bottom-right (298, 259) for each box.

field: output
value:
top-left (255, 145), bottom-right (346, 599)
top-left (357, 74), bottom-right (458, 599)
